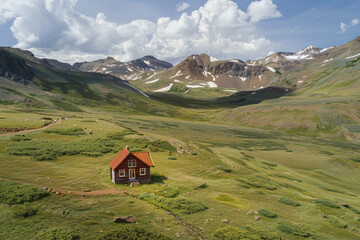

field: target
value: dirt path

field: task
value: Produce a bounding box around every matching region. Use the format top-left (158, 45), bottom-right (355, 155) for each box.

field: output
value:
top-left (0, 177), bottom-right (123, 196)
top-left (0, 118), bottom-right (62, 136)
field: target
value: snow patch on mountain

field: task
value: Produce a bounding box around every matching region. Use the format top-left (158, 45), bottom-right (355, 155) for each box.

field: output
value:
top-left (145, 78), bottom-right (159, 84)
top-left (210, 56), bottom-right (219, 62)
top-left (284, 46), bottom-right (322, 61)
top-left (203, 71), bottom-right (216, 81)
top-left (154, 83), bottom-right (173, 92)
top-left (320, 47), bottom-right (334, 52)
top-left (146, 73), bottom-right (156, 80)
top-left (266, 66), bottom-right (276, 72)
top-left (323, 58), bottom-right (333, 63)
top-left (143, 60), bottom-right (151, 66)
top-left (186, 84), bottom-right (204, 88)
top-left (170, 70), bottom-right (182, 79)
top-left (346, 53), bottom-right (360, 59)
top-left (207, 81), bottom-right (217, 88)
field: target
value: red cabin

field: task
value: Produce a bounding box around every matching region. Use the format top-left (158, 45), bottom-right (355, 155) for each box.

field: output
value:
top-left (109, 146), bottom-right (154, 184)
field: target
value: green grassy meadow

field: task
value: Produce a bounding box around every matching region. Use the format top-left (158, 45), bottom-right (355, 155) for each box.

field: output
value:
top-left (1, 101), bottom-right (360, 240)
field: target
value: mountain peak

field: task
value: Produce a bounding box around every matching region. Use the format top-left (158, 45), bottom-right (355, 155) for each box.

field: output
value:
top-left (297, 45), bottom-right (322, 55)
top-left (142, 55), bottom-right (156, 59)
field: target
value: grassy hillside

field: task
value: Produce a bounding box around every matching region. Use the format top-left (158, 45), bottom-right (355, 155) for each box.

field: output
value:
top-left (214, 42), bottom-right (360, 143)
top-left (1, 103), bottom-right (360, 239)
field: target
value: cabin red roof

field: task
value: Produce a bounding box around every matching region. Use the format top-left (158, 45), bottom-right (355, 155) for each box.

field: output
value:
top-left (109, 148), bottom-right (154, 169)
top-left (132, 152), bottom-right (154, 167)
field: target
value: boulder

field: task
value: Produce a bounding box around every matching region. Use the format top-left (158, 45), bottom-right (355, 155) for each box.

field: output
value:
top-left (113, 217), bottom-right (126, 223)
top-left (130, 182), bottom-right (140, 187)
top-left (126, 215), bottom-right (138, 223)
top-left (254, 216), bottom-right (261, 221)
top-left (221, 219), bottom-right (230, 223)
top-left (1, 203), bottom-right (10, 207)
top-left (113, 215), bottom-right (137, 223)
top-left (156, 217), bottom-right (164, 222)
top-left (247, 211), bottom-right (254, 215)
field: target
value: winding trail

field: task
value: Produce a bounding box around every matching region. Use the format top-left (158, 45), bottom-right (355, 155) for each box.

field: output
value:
top-left (0, 118), bottom-right (62, 136)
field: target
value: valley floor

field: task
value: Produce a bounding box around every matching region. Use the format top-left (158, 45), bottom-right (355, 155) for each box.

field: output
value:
top-left (1, 104), bottom-right (360, 240)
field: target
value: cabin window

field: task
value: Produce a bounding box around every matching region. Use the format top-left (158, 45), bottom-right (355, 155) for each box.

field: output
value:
top-left (140, 168), bottom-right (146, 176)
top-left (128, 159), bottom-right (136, 168)
top-left (119, 169), bottom-right (125, 177)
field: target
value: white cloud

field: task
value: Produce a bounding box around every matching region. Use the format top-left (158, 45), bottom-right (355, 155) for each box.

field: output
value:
top-left (340, 22), bottom-right (347, 33)
top-left (176, 2), bottom-right (190, 12)
top-left (351, 18), bottom-right (359, 26)
top-left (340, 18), bottom-right (359, 33)
top-left (247, 0), bottom-right (282, 23)
top-left (0, 0), bottom-right (282, 63)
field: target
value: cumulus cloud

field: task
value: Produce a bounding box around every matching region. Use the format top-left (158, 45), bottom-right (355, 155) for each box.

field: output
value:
top-left (176, 2), bottom-right (190, 12)
top-left (351, 18), bottom-right (359, 26)
top-left (0, 0), bottom-right (282, 63)
top-left (247, 0), bottom-right (282, 23)
top-left (340, 18), bottom-right (359, 33)
top-left (340, 22), bottom-right (347, 33)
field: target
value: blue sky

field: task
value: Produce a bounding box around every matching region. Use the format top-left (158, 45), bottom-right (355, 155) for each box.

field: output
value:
top-left (0, 0), bottom-right (359, 63)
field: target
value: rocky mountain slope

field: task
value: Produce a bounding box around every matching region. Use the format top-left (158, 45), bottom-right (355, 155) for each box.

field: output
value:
top-left (73, 55), bottom-right (173, 80)
top-left (0, 47), bottom-right (151, 109)
top-left (123, 46), bottom-right (328, 93)
top-left (246, 46), bottom-right (327, 70)
top-left (69, 45), bottom-right (329, 94)
top-left (133, 54), bottom-right (282, 94)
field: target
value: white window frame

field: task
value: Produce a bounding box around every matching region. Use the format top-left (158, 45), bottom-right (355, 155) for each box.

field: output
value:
top-left (119, 169), bottom-right (125, 177)
top-left (128, 159), bottom-right (136, 168)
top-left (140, 168), bottom-right (146, 176)
top-left (129, 168), bottom-right (136, 179)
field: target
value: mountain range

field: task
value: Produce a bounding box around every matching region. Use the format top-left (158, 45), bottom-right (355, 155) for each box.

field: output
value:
top-left (69, 44), bottom-right (339, 94)
top-left (1, 36), bottom-right (360, 139)
top-left (73, 55), bottom-right (173, 81)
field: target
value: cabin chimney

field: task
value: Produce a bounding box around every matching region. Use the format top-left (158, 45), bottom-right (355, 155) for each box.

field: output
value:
top-left (125, 146), bottom-right (130, 151)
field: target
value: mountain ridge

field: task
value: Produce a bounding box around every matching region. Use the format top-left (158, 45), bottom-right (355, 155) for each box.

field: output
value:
top-left (73, 55), bottom-right (173, 80)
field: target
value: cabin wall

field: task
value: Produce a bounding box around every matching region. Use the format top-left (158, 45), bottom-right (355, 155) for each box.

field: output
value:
top-left (113, 155), bottom-right (151, 184)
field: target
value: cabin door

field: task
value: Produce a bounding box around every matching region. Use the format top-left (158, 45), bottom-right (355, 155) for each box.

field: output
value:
top-left (129, 169), bottom-right (136, 180)
top-left (111, 169), bottom-right (115, 183)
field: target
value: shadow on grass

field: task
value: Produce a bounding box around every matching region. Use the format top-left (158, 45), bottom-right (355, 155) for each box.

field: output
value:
top-left (151, 173), bottom-right (168, 184)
